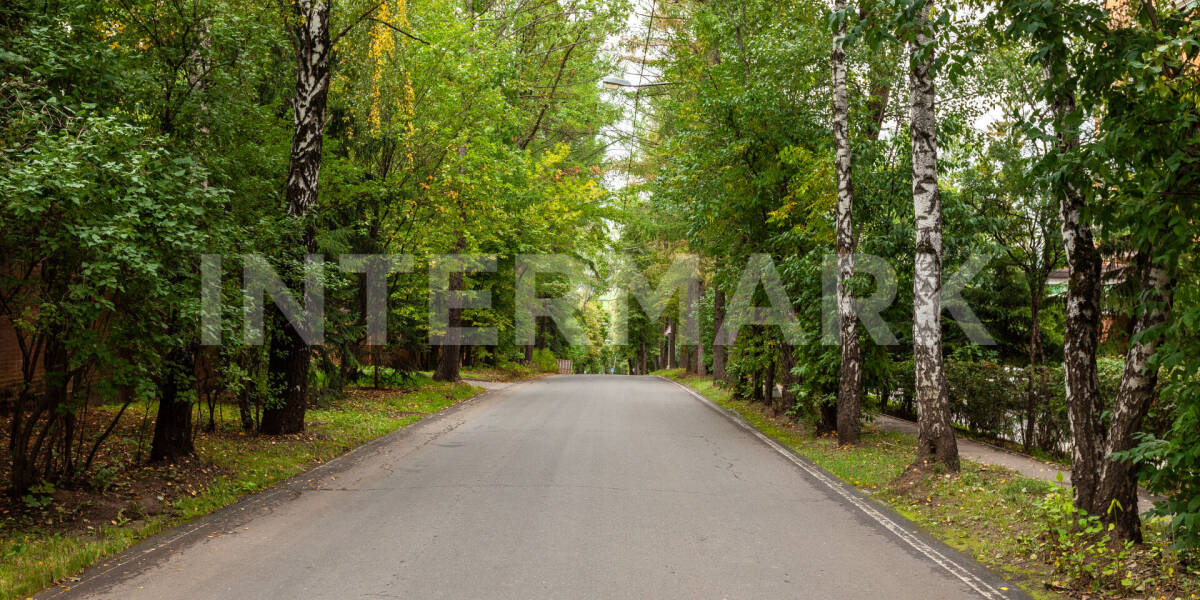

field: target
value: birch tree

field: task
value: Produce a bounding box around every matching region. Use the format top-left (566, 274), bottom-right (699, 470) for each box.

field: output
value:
top-left (832, 0), bottom-right (862, 446)
top-left (261, 0), bottom-right (333, 434)
top-left (1036, 43), bottom-right (1104, 516)
top-left (908, 0), bottom-right (958, 471)
top-left (1000, 0), bottom-right (1197, 540)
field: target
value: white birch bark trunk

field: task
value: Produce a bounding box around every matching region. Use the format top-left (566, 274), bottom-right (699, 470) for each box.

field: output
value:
top-left (1097, 257), bottom-right (1172, 541)
top-left (263, 0), bottom-right (332, 435)
top-left (1045, 59), bottom-right (1106, 515)
top-left (286, 0), bottom-right (331, 222)
top-left (908, 0), bottom-right (958, 470)
top-left (832, 0), bottom-right (862, 446)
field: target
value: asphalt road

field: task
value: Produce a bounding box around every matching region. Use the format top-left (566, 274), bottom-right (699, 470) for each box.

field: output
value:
top-left (47, 375), bottom-right (1027, 599)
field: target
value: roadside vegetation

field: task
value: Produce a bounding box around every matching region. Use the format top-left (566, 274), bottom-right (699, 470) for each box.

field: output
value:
top-left (0, 376), bottom-right (481, 600)
top-left (2, 0), bottom-right (618, 592)
top-left (2, 0), bottom-right (1198, 596)
top-left (659, 369), bottom-right (1200, 600)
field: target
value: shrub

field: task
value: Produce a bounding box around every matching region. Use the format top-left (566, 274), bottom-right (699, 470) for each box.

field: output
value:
top-left (781, 338), bottom-right (839, 427)
top-left (883, 358), bottom-right (1066, 455)
top-left (945, 360), bottom-right (1018, 440)
top-left (1028, 482), bottom-right (1189, 596)
top-left (532, 348), bottom-right (558, 373)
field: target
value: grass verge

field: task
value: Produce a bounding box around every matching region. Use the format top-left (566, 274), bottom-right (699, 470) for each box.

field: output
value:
top-left (656, 369), bottom-right (1199, 600)
top-left (0, 375), bottom-right (482, 600)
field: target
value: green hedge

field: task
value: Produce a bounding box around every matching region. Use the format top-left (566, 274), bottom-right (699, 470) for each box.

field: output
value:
top-left (879, 357), bottom-right (1149, 457)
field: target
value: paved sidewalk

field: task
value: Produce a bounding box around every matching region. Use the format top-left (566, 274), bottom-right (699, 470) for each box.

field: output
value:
top-left (872, 415), bottom-right (1163, 509)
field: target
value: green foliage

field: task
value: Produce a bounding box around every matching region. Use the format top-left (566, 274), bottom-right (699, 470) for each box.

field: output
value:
top-left (90, 461), bottom-right (125, 494)
top-left (532, 348), bottom-right (558, 373)
top-left (1026, 485), bottom-right (1194, 597)
top-left (996, 0), bottom-right (1200, 550)
top-left (945, 359), bottom-right (1021, 439)
top-left (1115, 370), bottom-right (1200, 554)
top-left (20, 481), bottom-right (55, 510)
top-left (1031, 486), bottom-right (1138, 592)
top-left (352, 367), bottom-right (417, 389)
top-left (787, 339), bottom-right (840, 424)
top-left (0, 0), bottom-right (624, 495)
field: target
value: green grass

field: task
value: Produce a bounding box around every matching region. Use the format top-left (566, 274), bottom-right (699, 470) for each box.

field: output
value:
top-left (458, 364), bottom-right (538, 381)
top-left (411, 362), bottom-right (544, 383)
top-left (0, 375), bottom-right (482, 600)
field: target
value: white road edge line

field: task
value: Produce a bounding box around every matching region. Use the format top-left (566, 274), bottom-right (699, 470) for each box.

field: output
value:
top-left (665, 378), bottom-right (1010, 600)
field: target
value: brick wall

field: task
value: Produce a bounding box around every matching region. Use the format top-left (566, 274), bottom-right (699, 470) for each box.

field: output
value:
top-left (0, 319), bottom-right (28, 392)
top-left (0, 317), bottom-right (43, 394)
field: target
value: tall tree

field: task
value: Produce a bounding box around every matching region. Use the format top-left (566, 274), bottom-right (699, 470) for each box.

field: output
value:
top-left (690, 278), bottom-right (706, 375)
top-left (832, 0), bottom-right (862, 446)
top-left (150, 346), bottom-right (197, 461)
top-left (712, 289), bottom-right (728, 381)
top-left (1097, 255), bottom-right (1173, 540)
top-left (908, 0), bottom-right (958, 470)
top-left (433, 231), bottom-right (467, 382)
top-left (1024, 0), bottom-right (1192, 541)
top-left (262, 0), bottom-right (333, 434)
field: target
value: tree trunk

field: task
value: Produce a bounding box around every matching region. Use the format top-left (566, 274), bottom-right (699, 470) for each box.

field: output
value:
top-left (712, 290), bottom-right (727, 382)
top-left (817, 403), bottom-right (838, 434)
top-left (690, 279), bottom-right (706, 375)
top-left (261, 322), bottom-right (309, 435)
top-left (238, 386), bottom-right (255, 432)
top-left (833, 0), bottom-right (862, 446)
top-left (150, 347), bottom-right (196, 462)
top-left (909, 0), bottom-right (958, 471)
top-left (1047, 59), bottom-right (1106, 515)
top-left (778, 343), bottom-right (796, 413)
top-left (433, 236), bottom-right (467, 382)
top-left (751, 368), bottom-right (762, 402)
top-left (264, 0), bottom-right (331, 435)
top-left (1095, 256), bottom-right (1172, 541)
top-left (436, 138), bottom-right (469, 382)
top-left (667, 319), bottom-right (677, 369)
top-left (10, 337), bottom-right (69, 496)
top-left (764, 359), bottom-right (776, 413)
top-left (1023, 272), bottom-right (1045, 452)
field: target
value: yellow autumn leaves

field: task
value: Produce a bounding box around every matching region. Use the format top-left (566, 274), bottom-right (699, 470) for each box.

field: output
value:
top-left (366, 0), bottom-right (416, 161)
